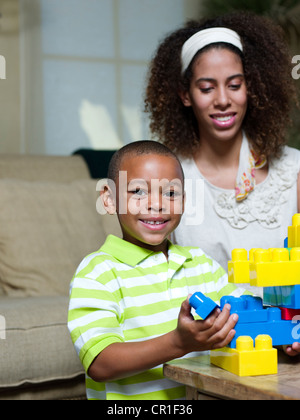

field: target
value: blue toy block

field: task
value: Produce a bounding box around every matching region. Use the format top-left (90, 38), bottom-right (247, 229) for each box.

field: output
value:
top-left (189, 292), bottom-right (219, 320)
top-left (221, 295), bottom-right (268, 323)
top-left (220, 295), bottom-right (300, 348)
top-left (263, 285), bottom-right (300, 309)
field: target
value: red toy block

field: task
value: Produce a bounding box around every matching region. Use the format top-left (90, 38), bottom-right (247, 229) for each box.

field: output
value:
top-left (280, 307), bottom-right (300, 320)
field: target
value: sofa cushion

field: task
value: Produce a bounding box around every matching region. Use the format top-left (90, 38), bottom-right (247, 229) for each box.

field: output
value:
top-left (0, 296), bottom-right (85, 390)
top-left (0, 155), bottom-right (90, 183)
top-left (0, 179), bottom-right (107, 296)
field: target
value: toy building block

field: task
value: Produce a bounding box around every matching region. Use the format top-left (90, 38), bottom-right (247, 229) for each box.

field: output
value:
top-left (211, 335), bottom-right (278, 377)
top-left (228, 247), bottom-right (300, 287)
top-left (220, 295), bottom-right (299, 348)
top-left (288, 214), bottom-right (300, 248)
top-left (264, 285), bottom-right (300, 309)
top-left (221, 295), bottom-right (268, 323)
top-left (284, 237), bottom-right (288, 248)
top-left (228, 249), bottom-right (250, 284)
top-left (189, 292), bottom-right (219, 320)
top-left (279, 308), bottom-right (300, 321)
top-left (250, 247), bottom-right (300, 287)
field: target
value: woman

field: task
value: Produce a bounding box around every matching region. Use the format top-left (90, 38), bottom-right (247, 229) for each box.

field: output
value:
top-left (145, 12), bottom-right (300, 272)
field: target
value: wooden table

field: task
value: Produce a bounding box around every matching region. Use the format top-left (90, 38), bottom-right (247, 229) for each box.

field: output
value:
top-left (164, 353), bottom-right (300, 400)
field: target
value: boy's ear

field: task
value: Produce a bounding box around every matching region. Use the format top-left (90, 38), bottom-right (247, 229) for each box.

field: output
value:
top-left (100, 185), bottom-right (117, 215)
top-left (178, 90), bottom-right (192, 108)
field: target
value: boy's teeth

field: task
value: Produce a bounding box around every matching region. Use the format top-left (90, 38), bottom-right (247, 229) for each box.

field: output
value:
top-left (144, 220), bottom-right (164, 225)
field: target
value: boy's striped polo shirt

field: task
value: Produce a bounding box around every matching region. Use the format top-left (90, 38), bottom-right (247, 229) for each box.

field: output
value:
top-left (68, 235), bottom-right (245, 400)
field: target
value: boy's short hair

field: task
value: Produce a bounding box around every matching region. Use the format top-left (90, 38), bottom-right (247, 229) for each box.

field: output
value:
top-left (107, 140), bottom-right (184, 184)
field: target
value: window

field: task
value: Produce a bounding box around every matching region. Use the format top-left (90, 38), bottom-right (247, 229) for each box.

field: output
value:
top-left (17, 0), bottom-right (201, 155)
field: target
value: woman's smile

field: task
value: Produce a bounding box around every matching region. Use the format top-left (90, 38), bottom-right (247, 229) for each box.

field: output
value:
top-left (210, 113), bottom-right (237, 129)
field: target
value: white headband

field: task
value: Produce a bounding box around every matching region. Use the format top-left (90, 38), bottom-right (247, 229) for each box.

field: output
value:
top-left (181, 27), bottom-right (243, 74)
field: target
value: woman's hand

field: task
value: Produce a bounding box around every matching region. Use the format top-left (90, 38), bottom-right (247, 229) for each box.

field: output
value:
top-left (283, 343), bottom-right (300, 357)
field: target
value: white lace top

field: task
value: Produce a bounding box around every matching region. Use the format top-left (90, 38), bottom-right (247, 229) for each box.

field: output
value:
top-left (172, 146), bottom-right (300, 273)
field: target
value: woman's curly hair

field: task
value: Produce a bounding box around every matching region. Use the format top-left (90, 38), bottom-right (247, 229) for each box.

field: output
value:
top-left (144, 11), bottom-right (298, 159)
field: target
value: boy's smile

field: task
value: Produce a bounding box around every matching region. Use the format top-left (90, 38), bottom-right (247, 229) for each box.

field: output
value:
top-left (115, 153), bottom-right (185, 257)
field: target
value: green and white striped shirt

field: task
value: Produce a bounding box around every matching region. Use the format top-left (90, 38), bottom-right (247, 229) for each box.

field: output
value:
top-left (68, 235), bottom-right (245, 400)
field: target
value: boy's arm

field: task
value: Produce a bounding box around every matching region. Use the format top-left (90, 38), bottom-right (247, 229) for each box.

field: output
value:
top-left (88, 298), bottom-right (238, 382)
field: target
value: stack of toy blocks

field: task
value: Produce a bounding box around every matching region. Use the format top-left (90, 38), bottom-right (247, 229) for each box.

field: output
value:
top-left (210, 295), bottom-right (279, 376)
top-left (190, 214), bottom-right (300, 377)
top-left (189, 292), bottom-right (278, 376)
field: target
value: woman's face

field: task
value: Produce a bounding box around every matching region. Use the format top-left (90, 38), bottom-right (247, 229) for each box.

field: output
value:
top-left (181, 47), bottom-right (248, 144)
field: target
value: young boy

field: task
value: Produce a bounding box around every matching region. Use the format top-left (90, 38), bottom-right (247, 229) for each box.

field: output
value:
top-left (68, 141), bottom-right (246, 400)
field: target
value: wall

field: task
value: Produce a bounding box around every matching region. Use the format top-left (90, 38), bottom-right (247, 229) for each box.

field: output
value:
top-left (0, 0), bottom-right (202, 155)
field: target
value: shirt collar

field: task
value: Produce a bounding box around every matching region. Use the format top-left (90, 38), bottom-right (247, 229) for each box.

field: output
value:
top-left (101, 235), bottom-right (193, 266)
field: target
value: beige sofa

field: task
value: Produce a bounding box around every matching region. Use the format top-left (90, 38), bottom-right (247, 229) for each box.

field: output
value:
top-left (0, 154), bottom-right (120, 400)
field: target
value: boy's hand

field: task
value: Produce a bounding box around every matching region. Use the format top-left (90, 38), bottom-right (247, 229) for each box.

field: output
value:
top-left (173, 297), bottom-right (239, 355)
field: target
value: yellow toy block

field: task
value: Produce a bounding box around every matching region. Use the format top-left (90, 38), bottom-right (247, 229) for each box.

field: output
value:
top-left (288, 214), bottom-right (300, 248)
top-left (250, 248), bottom-right (300, 287)
top-left (210, 335), bottom-right (278, 377)
top-left (228, 247), bottom-right (300, 287)
top-left (228, 248), bottom-right (267, 284)
top-left (228, 249), bottom-right (250, 284)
